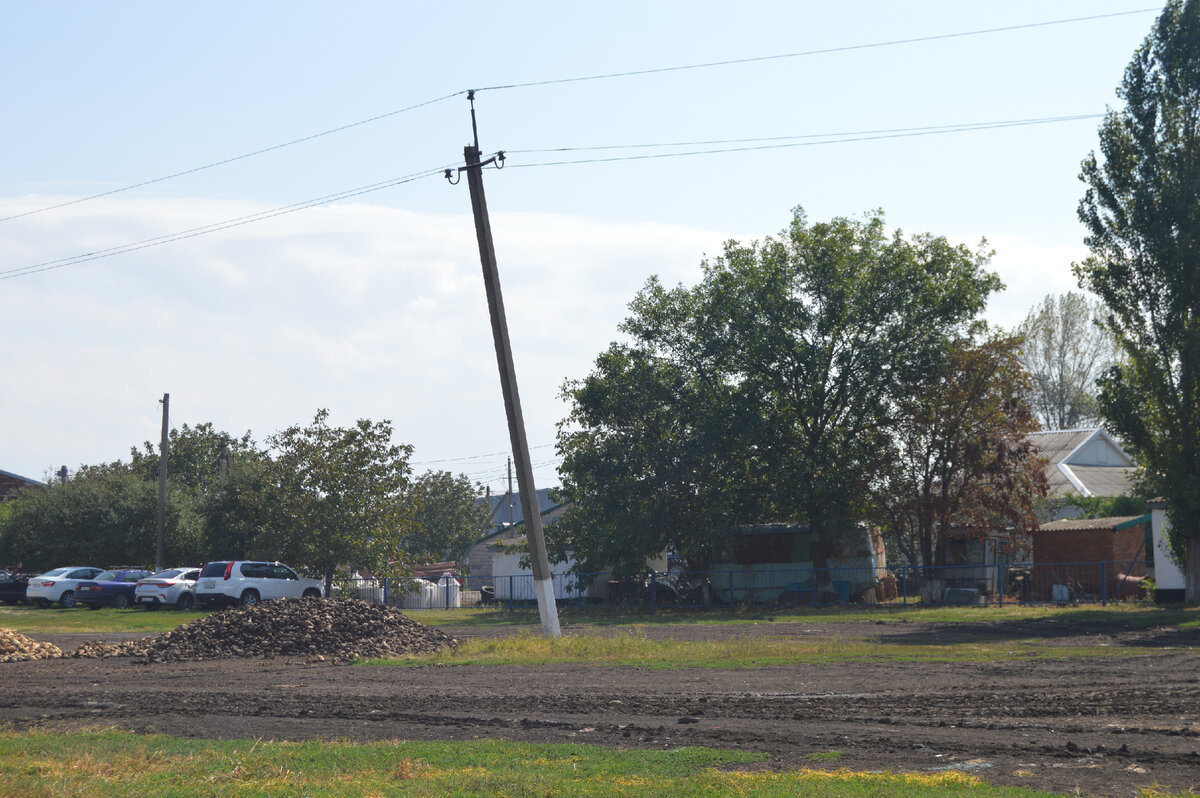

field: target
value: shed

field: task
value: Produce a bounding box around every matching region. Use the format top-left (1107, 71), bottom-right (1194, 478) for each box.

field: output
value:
top-left (1033, 514), bottom-right (1149, 599)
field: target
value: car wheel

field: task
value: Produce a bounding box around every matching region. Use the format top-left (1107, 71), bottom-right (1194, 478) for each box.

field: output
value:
top-left (302, 588), bottom-right (321, 599)
top-left (59, 591), bottom-right (76, 609)
top-left (35, 598), bottom-right (50, 609)
top-left (239, 590), bottom-right (260, 607)
top-left (112, 594), bottom-right (130, 610)
top-left (176, 593), bottom-right (194, 611)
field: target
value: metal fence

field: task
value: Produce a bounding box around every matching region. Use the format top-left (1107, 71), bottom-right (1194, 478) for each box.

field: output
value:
top-left (334, 560), bottom-right (1150, 612)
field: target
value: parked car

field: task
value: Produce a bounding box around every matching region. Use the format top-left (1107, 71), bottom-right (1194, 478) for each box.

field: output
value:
top-left (0, 572), bottom-right (30, 605)
top-left (134, 568), bottom-right (201, 611)
top-left (194, 561), bottom-right (322, 608)
top-left (25, 566), bottom-right (104, 608)
top-left (76, 569), bottom-right (154, 610)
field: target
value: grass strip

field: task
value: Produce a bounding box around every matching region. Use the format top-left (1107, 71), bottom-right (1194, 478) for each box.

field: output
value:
top-left (0, 604), bottom-right (212, 635)
top-left (0, 728), bottom-right (1094, 797)
top-left (364, 629), bottom-right (1167, 669)
top-left (418, 603), bottom-right (1200, 630)
top-left (3, 601), bottom-right (1196, 637)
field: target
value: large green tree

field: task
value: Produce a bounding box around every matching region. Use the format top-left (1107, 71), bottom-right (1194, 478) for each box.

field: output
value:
top-left (555, 208), bottom-right (1001, 587)
top-left (257, 410), bottom-right (417, 594)
top-left (1015, 291), bottom-right (1115, 430)
top-left (1075, 0), bottom-right (1200, 601)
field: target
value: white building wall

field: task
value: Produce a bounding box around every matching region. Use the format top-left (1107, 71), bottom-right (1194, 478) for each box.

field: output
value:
top-left (1150, 505), bottom-right (1186, 591)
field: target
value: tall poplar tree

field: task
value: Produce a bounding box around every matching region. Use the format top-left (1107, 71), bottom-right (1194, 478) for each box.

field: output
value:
top-left (1075, 0), bottom-right (1200, 601)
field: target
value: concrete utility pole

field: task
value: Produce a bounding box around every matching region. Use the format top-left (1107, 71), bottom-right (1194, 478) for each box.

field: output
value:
top-left (450, 93), bottom-right (561, 638)
top-left (155, 393), bottom-right (169, 572)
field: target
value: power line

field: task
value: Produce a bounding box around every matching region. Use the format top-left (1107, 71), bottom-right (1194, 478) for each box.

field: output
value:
top-left (508, 115), bottom-right (1103, 154)
top-left (0, 91), bottom-right (467, 225)
top-left (0, 164), bottom-right (455, 281)
top-left (411, 443), bottom-right (555, 467)
top-left (1, 8), bottom-right (1150, 228)
top-left (508, 114), bottom-right (1103, 168)
top-left (472, 8), bottom-right (1157, 92)
top-left (0, 112), bottom-right (1105, 280)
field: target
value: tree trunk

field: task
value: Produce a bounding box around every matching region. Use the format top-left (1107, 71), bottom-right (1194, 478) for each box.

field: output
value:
top-left (324, 569), bottom-right (333, 599)
top-left (1187, 535), bottom-right (1200, 606)
top-left (810, 541), bottom-right (837, 603)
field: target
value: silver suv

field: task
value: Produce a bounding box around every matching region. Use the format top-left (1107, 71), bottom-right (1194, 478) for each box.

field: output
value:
top-left (194, 561), bottom-right (322, 608)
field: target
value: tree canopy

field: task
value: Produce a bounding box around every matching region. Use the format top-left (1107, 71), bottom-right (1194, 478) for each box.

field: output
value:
top-left (872, 332), bottom-right (1048, 571)
top-left (404, 470), bottom-right (490, 564)
top-left (257, 410), bottom-right (418, 593)
top-left (554, 208), bottom-right (1005, 579)
top-left (1075, 0), bottom-right (1200, 601)
top-left (1015, 292), bottom-right (1115, 430)
top-left (0, 412), bottom-right (476, 580)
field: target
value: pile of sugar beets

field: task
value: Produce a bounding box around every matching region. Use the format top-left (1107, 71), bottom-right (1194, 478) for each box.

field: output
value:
top-left (14, 598), bottom-right (457, 664)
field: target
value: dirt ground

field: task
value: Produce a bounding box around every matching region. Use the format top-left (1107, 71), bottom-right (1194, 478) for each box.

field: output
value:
top-left (5, 618), bottom-right (1200, 797)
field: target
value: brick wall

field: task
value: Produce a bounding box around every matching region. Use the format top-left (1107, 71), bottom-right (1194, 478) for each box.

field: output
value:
top-left (1033, 523), bottom-right (1147, 598)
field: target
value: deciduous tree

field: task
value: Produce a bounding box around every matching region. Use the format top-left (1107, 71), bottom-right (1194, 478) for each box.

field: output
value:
top-left (0, 468), bottom-right (205, 572)
top-left (555, 208), bottom-right (1001, 587)
top-left (1075, 0), bottom-right (1200, 602)
top-left (258, 410), bottom-right (417, 594)
top-left (405, 470), bottom-right (489, 563)
top-left (1015, 292), bottom-right (1115, 430)
top-left (873, 333), bottom-right (1048, 572)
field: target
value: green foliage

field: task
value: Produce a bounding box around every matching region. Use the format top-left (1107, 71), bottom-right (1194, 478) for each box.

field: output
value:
top-left (129, 422), bottom-right (259, 493)
top-left (1075, 0), bottom-right (1200, 596)
top-left (257, 410), bottom-right (417, 585)
top-left (556, 207), bottom-right (1001, 577)
top-left (405, 470), bottom-right (489, 563)
top-left (874, 332), bottom-right (1048, 571)
top-left (1064, 493), bottom-right (1149, 520)
top-left (0, 469), bottom-right (204, 571)
top-left (0, 413), bottom-right (430, 577)
top-left (1015, 291), bottom-right (1115, 430)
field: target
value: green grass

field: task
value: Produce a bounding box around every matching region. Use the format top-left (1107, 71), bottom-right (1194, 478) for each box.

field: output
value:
top-left (5, 598), bottom-right (1194, 638)
top-left (417, 602), bottom-right (1200, 630)
top-left (364, 628), bottom-right (1162, 669)
top-left (805, 750), bottom-right (845, 763)
top-left (0, 603), bottom-right (212, 635)
top-left (0, 727), bottom-right (1104, 797)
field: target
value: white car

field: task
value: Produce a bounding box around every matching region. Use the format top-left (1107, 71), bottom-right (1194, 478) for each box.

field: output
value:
top-left (194, 561), bottom-right (322, 608)
top-left (26, 566), bottom-right (103, 608)
top-left (134, 567), bottom-right (201, 611)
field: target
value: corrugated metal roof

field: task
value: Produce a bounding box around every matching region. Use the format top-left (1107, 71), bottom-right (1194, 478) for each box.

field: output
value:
top-left (477, 487), bottom-right (558, 526)
top-left (0, 468), bottom-right (44, 487)
top-left (1028, 429), bottom-right (1098, 463)
top-left (1028, 429), bottom-right (1136, 498)
top-left (1062, 465), bottom-right (1135, 498)
top-left (1039, 514), bottom-right (1149, 531)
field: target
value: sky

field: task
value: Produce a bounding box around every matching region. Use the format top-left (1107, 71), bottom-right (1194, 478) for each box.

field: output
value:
top-left (0, 1), bottom-right (1161, 493)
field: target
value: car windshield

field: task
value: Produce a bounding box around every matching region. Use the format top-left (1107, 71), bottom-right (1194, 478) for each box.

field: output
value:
top-left (150, 569), bottom-right (182, 579)
top-left (94, 571), bottom-right (119, 581)
top-left (42, 568), bottom-right (70, 577)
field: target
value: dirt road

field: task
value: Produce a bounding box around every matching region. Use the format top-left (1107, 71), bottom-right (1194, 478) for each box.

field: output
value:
top-left (4, 618), bottom-right (1199, 796)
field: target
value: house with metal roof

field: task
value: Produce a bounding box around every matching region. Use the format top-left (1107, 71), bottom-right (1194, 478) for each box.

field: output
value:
top-left (1028, 429), bottom-right (1136, 518)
